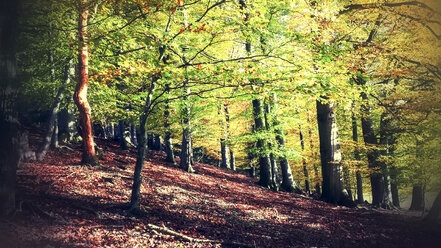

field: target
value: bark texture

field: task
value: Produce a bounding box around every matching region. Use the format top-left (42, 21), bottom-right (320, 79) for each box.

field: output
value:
top-left (180, 85), bottom-right (194, 173)
top-left (316, 100), bottom-right (351, 205)
top-left (73, 2), bottom-right (98, 165)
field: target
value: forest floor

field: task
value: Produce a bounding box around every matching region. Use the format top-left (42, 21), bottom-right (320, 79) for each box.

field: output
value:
top-left (1, 129), bottom-right (440, 248)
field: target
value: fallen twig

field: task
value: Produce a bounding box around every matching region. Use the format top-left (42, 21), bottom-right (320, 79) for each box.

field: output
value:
top-left (146, 223), bottom-right (256, 247)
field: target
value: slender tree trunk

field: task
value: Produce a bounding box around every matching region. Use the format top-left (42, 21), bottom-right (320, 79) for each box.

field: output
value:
top-left (299, 125), bottom-right (310, 194)
top-left (229, 149), bottom-right (235, 171)
top-left (37, 58), bottom-right (73, 160)
top-left (130, 124), bottom-right (137, 146)
top-left (73, 1), bottom-right (98, 165)
top-left (147, 132), bottom-right (154, 149)
top-left (179, 82), bottom-right (194, 173)
top-left (276, 130), bottom-right (302, 193)
top-left (129, 82), bottom-right (155, 213)
top-left (425, 190), bottom-right (441, 221)
top-left (118, 120), bottom-right (128, 150)
top-left (224, 104), bottom-right (235, 171)
top-left (316, 99), bottom-right (351, 205)
top-left (164, 86), bottom-right (176, 165)
top-left (352, 110), bottom-right (364, 203)
top-left (51, 115), bottom-right (59, 148)
top-left (219, 103), bottom-right (230, 169)
top-left (153, 134), bottom-right (161, 151)
top-left (106, 122), bottom-right (114, 140)
top-left (113, 123), bottom-right (118, 141)
top-left (307, 114), bottom-right (321, 195)
top-left (379, 113), bottom-right (393, 208)
top-left (264, 101), bottom-right (278, 189)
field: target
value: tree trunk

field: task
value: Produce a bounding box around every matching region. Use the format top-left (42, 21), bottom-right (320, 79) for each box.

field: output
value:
top-left (359, 94), bottom-right (383, 206)
top-left (0, 0), bottom-right (20, 217)
top-left (252, 98), bottom-right (273, 188)
top-left (51, 114), bottom-right (59, 148)
top-left (316, 99), bottom-right (351, 205)
top-left (229, 149), bottom-right (235, 171)
top-left (130, 124), bottom-right (137, 146)
top-left (180, 83), bottom-right (194, 173)
top-left (59, 103), bottom-right (79, 143)
top-left (37, 58), bottom-right (73, 160)
top-left (220, 138), bottom-right (230, 169)
top-left (113, 123), bottom-right (119, 140)
top-left (147, 132), bottom-right (154, 149)
top-left (264, 101), bottom-right (278, 189)
top-left (379, 113), bottom-right (393, 208)
top-left (307, 115), bottom-right (321, 195)
top-left (153, 134), bottom-right (161, 151)
top-left (129, 82), bottom-right (155, 213)
top-left (425, 190), bottom-right (441, 221)
top-left (409, 184), bottom-right (425, 211)
top-left (164, 88), bottom-right (176, 165)
top-left (118, 120), bottom-right (128, 150)
top-left (391, 183), bottom-right (400, 208)
top-left (219, 102), bottom-right (230, 169)
top-left (272, 94), bottom-right (301, 193)
top-left (73, 1), bottom-right (98, 165)
top-left (299, 126), bottom-right (310, 194)
top-left (352, 110), bottom-right (364, 204)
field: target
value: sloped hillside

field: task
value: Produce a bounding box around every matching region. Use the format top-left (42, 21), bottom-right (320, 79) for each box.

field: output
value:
top-left (1, 132), bottom-right (440, 248)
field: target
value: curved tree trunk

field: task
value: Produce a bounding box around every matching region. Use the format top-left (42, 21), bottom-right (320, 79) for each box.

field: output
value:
top-left (316, 99), bottom-right (351, 205)
top-left (73, 1), bottom-right (98, 165)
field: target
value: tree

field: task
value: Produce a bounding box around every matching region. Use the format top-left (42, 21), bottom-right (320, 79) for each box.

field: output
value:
top-left (252, 98), bottom-right (273, 189)
top-left (74, 0), bottom-right (98, 165)
top-left (316, 98), bottom-right (351, 205)
top-left (0, 0), bottom-right (21, 217)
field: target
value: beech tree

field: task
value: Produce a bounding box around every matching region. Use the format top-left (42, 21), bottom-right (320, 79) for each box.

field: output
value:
top-left (74, 0), bottom-right (98, 165)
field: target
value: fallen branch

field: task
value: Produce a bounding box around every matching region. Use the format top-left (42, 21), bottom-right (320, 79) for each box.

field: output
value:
top-left (147, 223), bottom-right (256, 247)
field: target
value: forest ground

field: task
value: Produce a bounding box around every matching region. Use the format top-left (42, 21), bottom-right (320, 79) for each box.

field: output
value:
top-left (1, 128), bottom-right (440, 248)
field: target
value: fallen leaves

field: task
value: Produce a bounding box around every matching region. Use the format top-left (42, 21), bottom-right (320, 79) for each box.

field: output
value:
top-left (5, 132), bottom-right (441, 248)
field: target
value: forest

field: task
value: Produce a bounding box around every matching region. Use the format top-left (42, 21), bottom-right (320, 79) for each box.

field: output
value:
top-left (1, 0), bottom-right (441, 247)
